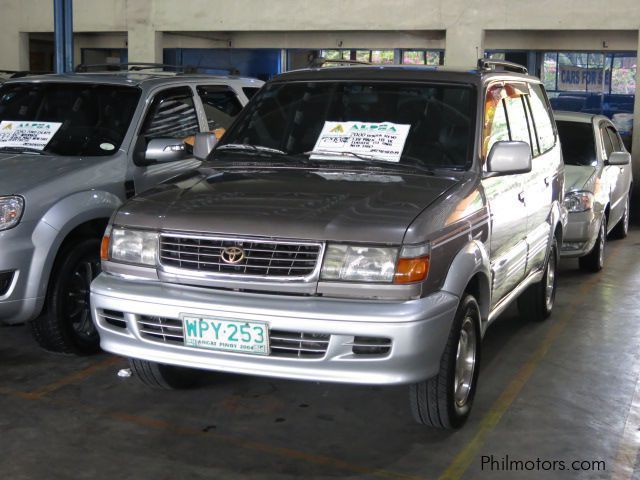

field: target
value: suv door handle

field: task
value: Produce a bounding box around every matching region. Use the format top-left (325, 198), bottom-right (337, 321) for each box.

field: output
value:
top-left (544, 176), bottom-right (550, 186)
top-left (518, 192), bottom-right (526, 203)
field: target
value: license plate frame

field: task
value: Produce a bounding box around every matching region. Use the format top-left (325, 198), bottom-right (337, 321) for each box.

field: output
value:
top-left (180, 314), bottom-right (270, 356)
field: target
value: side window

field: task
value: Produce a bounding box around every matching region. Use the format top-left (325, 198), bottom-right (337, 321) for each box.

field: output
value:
top-left (140, 87), bottom-right (200, 140)
top-left (528, 84), bottom-right (556, 154)
top-left (606, 126), bottom-right (623, 152)
top-left (601, 126), bottom-right (614, 159)
top-left (523, 97), bottom-right (540, 156)
top-left (483, 85), bottom-right (510, 159)
top-left (504, 94), bottom-right (532, 150)
top-left (243, 87), bottom-right (260, 100)
top-left (196, 85), bottom-right (244, 131)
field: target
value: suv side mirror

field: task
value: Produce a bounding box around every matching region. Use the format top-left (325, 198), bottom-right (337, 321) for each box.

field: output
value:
top-left (193, 132), bottom-right (218, 161)
top-left (145, 138), bottom-right (188, 164)
top-left (486, 141), bottom-right (532, 176)
top-left (607, 151), bottom-right (631, 166)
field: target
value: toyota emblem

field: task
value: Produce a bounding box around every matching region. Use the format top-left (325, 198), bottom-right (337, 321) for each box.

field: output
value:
top-left (220, 246), bottom-right (246, 264)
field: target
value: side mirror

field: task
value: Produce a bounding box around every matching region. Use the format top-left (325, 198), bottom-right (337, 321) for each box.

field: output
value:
top-left (486, 141), bottom-right (532, 176)
top-left (607, 151), bottom-right (631, 166)
top-left (145, 138), bottom-right (188, 163)
top-left (193, 132), bottom-right (218, 161)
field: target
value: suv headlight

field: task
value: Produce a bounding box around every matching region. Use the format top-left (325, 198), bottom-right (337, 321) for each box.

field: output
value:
top-left (564, 191), bottom-right (594, 213)
top-left (104, 227), bottom-right (158, 266)
top-left (0, 196), bottom-right (24, 231)
top-left (320, 243), bottom-right (430, 284)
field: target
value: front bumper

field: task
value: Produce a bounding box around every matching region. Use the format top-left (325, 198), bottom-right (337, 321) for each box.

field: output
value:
top-left (91, 273), bottom-right (459, 385)
top-left (560, 210), bottom-right (601, 258)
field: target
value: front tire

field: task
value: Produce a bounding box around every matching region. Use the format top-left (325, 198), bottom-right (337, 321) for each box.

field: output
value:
top-left (30, 238), bottom-right (102, 354)
top-left (579, 218), bottom-right (606, 272)
top-left (409, 294), bottom-right (481, 429)
top-left (517, 237), bottom-right (558, 322)
top-left (129, 358), bottom-right (202, 390)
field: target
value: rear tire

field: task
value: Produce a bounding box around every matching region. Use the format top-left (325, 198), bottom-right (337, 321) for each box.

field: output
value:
top-left (610, 193), bottom-right (630, 239)
top-left (128, 358), bottom-right (202, 390)
top-left (409, 294), bottom-right (481, 429)
top-left (30, 238), bottom-right (102, 355)
top-left (517, 237), bottom-right (558, 322)
top-left (579, 218), bottom-right (606, 272)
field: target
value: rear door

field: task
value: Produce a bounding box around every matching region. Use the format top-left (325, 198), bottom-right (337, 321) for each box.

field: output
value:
top-left (602, 122), bottom-right (632, 226)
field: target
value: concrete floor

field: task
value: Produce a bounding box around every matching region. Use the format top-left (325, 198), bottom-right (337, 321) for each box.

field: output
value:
top-left (1, 230), bottom-right (640, 480)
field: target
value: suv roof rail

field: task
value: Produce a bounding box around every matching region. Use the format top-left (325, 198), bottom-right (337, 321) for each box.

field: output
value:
top-left (74, 63), bottom-right (240, 75)
top-left (309, 58), bottom-right (372, 68)
top-left (477, 58), bottom-right (528, 75)
top-left (0, 69), bottom-right (51, 78)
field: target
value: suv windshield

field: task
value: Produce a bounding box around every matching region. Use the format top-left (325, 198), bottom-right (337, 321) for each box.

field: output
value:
top-left (216, 81), bottom-right (476, 170)
top-left (556, 120), bottom-right (597, 166)
top-left (0, 82), bottom-right (141, 156)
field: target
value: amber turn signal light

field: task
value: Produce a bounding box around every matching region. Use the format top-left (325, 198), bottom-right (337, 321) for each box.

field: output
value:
top-left (394, 256), bottom-right (429, 284)
top-left (100, 235), bottom-right (110, 261)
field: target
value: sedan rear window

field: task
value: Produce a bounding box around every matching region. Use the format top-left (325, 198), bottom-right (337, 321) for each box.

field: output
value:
top-left (0, 82), bottom-right (141, 156)
top-left (556, 120), bottom-right (597, 166)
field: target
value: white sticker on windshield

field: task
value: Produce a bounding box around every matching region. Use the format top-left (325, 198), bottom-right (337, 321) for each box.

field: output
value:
top-left (0, 121), bottom-right (62, 150)
top-left (100, 142), bottom-right (115, 151)
top-left (311, 121), bottom-right (411, 163)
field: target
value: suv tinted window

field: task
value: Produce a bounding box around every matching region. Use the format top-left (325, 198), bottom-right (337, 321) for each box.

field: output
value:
top-left (196, 85), bottom-right (243, 131)
top-left (556, 121), bottom-right (597, 166)
top-left (0, 82), bottom-right (141, 156)
top-left (141, 87), bottom-right (199, 139)
top-left (528, 84), bottom-right (555, 154)
top-left (221, 81), bottom-right (476, 169)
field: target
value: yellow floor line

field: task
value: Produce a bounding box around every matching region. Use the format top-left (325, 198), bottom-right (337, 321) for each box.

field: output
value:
top-left (438, 250), bottom-right (615, 480)
top-left (611, 366), bottom-right (640, 480)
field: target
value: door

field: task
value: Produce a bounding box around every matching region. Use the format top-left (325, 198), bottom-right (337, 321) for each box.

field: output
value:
top-left (131, 86), bottom-right (203, 193)
top-left (482, 83), bottom-right (529, 307)
top-left (602, 124), bottom-right (631, 226)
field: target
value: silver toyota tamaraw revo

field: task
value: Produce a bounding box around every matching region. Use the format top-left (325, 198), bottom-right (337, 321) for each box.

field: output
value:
top-left (0, 67), bottom-right (262, 353)
top-left (92, 60), bottom-right (566, 429)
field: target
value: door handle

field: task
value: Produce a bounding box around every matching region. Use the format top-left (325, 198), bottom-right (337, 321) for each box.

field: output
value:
top-left (518, 191), bottom-right (526, 203)
top-left (544, 176), bottom-right (551, 186)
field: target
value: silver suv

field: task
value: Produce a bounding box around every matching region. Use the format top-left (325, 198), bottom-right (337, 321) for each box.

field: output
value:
top-left (0, 69), bottom-right (263, 353)
top-left (91, 60), bottom-right (566, 429)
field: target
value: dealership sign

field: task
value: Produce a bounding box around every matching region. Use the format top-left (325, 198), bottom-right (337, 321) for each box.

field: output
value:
top-left (557, 66), bottom-right (611, 92)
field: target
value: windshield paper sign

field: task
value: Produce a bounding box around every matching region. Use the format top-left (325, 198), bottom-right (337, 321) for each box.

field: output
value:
top-left (311, 121), bottom-right (410, 163)
top-left (0, 121), bottom-right (62, 150)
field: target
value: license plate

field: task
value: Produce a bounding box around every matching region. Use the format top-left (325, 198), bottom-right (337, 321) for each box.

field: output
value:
top-left (181, 315), bottom-right (269, 355)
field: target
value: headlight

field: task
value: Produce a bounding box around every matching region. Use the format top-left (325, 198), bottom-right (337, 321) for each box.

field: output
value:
top-left (320, 243), bottom-right (430, 284)
top-left (564, 191), bottom-right (594, 213)
top-left (107, 227), bottom-right (158, 266)
top-left (0, 196), bottom-right (24, 231)
top-left (321, 244), bottom-right (398, 282)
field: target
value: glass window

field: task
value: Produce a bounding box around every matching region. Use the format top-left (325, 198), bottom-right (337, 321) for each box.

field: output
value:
top-left (243, 87), bottom-right (260, 100)
top-left (528, 84), bottom-right (556, 153)
top-left (504, 94), bottom-right (532, 148)
top-left (483, 85), bottom-right (510, 159)
top-left (371, 50), bottom-right (394, 64)
top-left (403, 51), bottom-right (425, 65)
top-left (542, 52), bottom-right (558, 91)
top-left (0, 82), bottom-right (141, 156)
top-left (426, 51), bottom-right (442, 66)
top-left (523, 96), bottom-right (540, 156)
top-left (356, 50), bottom-right (371, 62)
top-left (141, 87), bottom-right (199, 140)
top-left (611, 55), bottom-right (637, 94)
top-left (220, 81), bottom-right (476, 169)
top-left (606, 126), bottom-right (623, 152)
top-left (555, 121), bottom-right (597, 166)
top-left (196, 86), bottom-right (243, 131)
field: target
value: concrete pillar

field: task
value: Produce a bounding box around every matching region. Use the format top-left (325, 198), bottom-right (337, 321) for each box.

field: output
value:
top-left (126, 0), bottom-right (162, 63)
top-left (632, 29), bottom-right (640, 190)
top-left (444, 26), bottom-right (484, 68)
top-left (0, 30), bottom-right (29, 70)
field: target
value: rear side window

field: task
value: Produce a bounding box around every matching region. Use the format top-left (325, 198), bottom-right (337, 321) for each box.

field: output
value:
top-left (196, 85), bottom-right (243, 131)
top-left (556, 120), bottom-right (597, 166)
top-left (140, 87), bottom-right (199, 140)
top-left (528, 84), bottom-right (556, 154)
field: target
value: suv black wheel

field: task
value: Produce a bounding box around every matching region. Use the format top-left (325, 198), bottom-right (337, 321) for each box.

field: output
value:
top-left (610, 193), bottom-right (630, 239)
top-left (30, 238), bottom-right (102, 354)
top-left (579, 218), bottom-right (606, 272)
top-left (517, 237), bottom-right (558, 322)
top-left (409, 294), bottom-right (481, 429)
top-left (129, 358), bottom-right (202, 390)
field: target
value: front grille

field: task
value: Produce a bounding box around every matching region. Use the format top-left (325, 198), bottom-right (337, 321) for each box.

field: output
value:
top-left (137, 315), bottom-right (330, 359)
top-left (159, 235), bottom-right (322, 278)
top-left (0, 271), bottom-right (14, 296)
top-left (98, 309), bottom-right (126, 329)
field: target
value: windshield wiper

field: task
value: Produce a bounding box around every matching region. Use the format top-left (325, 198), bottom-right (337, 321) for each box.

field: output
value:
top-left (304, 149), bottom-right (435, 174)
top-left (0, 146), bottom-right (50, 156)
top-left (215, 144), bottom-right (286, 155)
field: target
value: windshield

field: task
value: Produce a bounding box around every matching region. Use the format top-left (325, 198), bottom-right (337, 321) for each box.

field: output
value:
top-left (215, 81), bottom-right (476, 170)
top-left (0, 82), bottom-right (141, 156)
top-left (556, 120), bottom-right (597, 167)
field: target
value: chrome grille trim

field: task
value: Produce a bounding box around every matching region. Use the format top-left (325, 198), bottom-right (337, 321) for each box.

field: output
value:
top-left (158, 233), bottom-right (324, 281)
top-left (136, 315), bottom-right (330, 359)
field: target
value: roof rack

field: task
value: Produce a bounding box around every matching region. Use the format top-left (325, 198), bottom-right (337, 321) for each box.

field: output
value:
top-left (477, 58), bottom-right (528, 75)
top-left (0, 69), bottom-right (51, 78)
top-left (309, 58), bottom-right (372, 68)
top-left (74, 63), bottom-right (240, 75)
